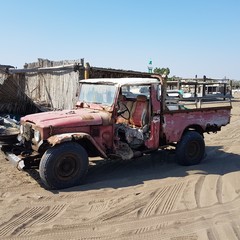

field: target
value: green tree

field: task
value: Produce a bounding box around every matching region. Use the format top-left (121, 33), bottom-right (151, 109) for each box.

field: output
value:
top-left (153, 67), bottom-right (170, 76)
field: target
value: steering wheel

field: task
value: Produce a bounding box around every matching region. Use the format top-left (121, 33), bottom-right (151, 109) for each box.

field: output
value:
top-left (117, 102), bottom-right (130, 120)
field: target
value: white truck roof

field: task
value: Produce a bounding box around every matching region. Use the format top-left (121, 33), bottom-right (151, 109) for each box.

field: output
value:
top-left (80, 77), bottom-right (160, 86)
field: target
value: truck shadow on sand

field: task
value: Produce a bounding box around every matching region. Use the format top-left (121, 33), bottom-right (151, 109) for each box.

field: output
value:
top-left (25, 145), bottom-right (240, 192)
top-left (66, 145), bottom-right (240, 192)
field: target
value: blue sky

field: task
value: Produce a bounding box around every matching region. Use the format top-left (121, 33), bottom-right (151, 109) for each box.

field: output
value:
top-left (0, 0), bottom-right (239, 79)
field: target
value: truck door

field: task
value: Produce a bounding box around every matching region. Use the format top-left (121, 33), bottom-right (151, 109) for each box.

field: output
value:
top-left (145, 83), bottom-right (161, 149)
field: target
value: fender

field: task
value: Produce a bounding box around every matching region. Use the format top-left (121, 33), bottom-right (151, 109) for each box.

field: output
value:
top-left (47, 132), bottom-right (108, 159)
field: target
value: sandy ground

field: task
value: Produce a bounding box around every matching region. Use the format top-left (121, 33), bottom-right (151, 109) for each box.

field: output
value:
top-left (0, 94), bottom-right (240, 240)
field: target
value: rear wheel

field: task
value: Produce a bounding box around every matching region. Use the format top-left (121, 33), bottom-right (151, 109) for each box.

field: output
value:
top-left (176, 131), bottom-right (205, 166)
top-left (39, 142), bottom-right (89, 189)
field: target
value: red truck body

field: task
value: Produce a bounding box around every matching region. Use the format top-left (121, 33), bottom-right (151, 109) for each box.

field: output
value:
top-left (1, 76), bottom-right (232, 189)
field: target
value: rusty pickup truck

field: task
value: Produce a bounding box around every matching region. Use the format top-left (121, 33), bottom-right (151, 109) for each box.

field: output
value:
top-left (1, 75), bottom-right (232, 189)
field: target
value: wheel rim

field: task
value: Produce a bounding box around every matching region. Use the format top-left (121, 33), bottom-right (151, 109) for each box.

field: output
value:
top-left (56, 154), bottom-right (79, 179)
top-left (187, 141), bottom-right (201, 159)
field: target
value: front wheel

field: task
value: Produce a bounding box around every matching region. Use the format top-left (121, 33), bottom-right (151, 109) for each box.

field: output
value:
top-left (39, 142), bottom-right (89, 189)
top-left (176, 131), bottom-right (205, 166)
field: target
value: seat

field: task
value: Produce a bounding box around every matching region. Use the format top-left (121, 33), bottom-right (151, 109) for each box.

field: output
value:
top-left (116, 95), bottom-right (149, 149)
top-left (116, 95), bottom-right (134, 124)
top-left (130, 95), bottom-right (148, 128)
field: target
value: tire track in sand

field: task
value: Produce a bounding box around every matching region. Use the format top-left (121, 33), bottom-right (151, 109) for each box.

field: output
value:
top-left (6, 200), bottom-right (240, 240)
top-left (0, 204), bottom-right (67, 237)
top-left (135, 181), bottom-right (185, 234)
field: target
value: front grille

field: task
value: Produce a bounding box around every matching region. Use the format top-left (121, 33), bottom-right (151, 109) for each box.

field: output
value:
top-left (23, 123), bottom-right (34, 141)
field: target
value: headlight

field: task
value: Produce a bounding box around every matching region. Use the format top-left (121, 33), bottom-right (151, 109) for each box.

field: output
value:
top-left (20, 125), bottom-right (24, 134)
top-left (34, 130), bottom-right (41, 142)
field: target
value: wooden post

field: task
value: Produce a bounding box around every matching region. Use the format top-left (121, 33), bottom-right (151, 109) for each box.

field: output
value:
top-left (177, 79), bottom-right (180, 90)
top-left (230, 80), bottom-right (233, 97)
top-left (194, 82), bottom-right (197, 97)
top-left (223, 83), bottom-right (227, 100)
top-left (84, 62), bottom-right (90, 79)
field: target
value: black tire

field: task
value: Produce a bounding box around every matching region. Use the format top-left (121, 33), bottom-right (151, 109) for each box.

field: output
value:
top-left (39, 142), bottom-right (89, 189)
top-left (176, 131), bottom-right (205, 166)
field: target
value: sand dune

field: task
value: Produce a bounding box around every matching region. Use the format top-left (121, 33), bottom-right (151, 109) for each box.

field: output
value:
top-left (0, 94), bottom-right (240, 240)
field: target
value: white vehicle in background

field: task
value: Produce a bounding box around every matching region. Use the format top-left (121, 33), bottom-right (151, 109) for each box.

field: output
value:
top-left (232, 89), bottom-right (240, 94)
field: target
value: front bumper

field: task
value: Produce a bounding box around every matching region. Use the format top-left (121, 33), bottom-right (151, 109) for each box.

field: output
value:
top-left (1, 142), bottom-right (41, 170)
top-left (0, 143), bottom-right (25, 170)
top-left (5, 151), bottom-right (25, 170)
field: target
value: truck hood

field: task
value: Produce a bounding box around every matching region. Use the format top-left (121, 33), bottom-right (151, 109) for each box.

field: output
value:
top-left (21, 109), bottom-right (109, 128)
